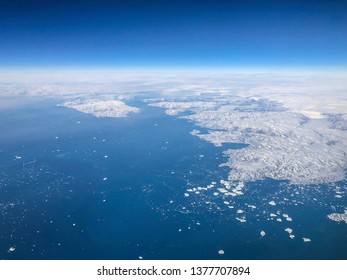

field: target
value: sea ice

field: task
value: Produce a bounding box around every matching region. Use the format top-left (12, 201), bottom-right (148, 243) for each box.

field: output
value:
top-left (327, 210), bottom-right (347, 223)
top-left (236, 217), bottom-right (246, 223)
top-left (7, 247), bottom-right (15, 253)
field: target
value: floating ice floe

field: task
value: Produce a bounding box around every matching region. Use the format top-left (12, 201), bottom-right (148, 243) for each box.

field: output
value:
top-left (15, 156), bottom-right (22, 160)
top-left (327, 210), bottom-right (347, 223)
top-left (236, 217), bottom-right (247, 223)
top-left (217, 188), bottom-right (228, 193)
top-left (220, 180), bottom-right (232, 188)
top-left (285, 228), bottom-right (293, 234)
top-left (7, 247), bottom-right (15, 253)
top-left (268, 201), bottom-right (276, 206)
top-left (260, 231), bottom-right (266, 237)
top-left (184, 193), bottom-right (190, 197)
top-left (303, 238), bottom-right (311, 242)
top-left (218, 250), bottom-right (225, 255)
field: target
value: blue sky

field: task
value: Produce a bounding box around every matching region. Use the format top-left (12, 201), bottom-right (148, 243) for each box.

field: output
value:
top-left (0, 0), bottom-right (346, 68)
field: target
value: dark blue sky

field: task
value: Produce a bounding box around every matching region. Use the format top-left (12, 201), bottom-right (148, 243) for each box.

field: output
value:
top-left (1, 0), bottom-right (346, 68)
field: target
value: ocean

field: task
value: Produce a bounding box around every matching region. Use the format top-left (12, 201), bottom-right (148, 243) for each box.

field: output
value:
top-left (0, 96), bottom-right (346, 259)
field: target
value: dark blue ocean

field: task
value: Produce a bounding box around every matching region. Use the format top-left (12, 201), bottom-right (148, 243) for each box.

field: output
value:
top-left (0, 96), bottom-right (346, 260)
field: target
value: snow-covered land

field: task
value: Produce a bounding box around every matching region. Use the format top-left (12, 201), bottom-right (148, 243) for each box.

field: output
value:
top-left (61, 99), bottom-right (140, 118)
